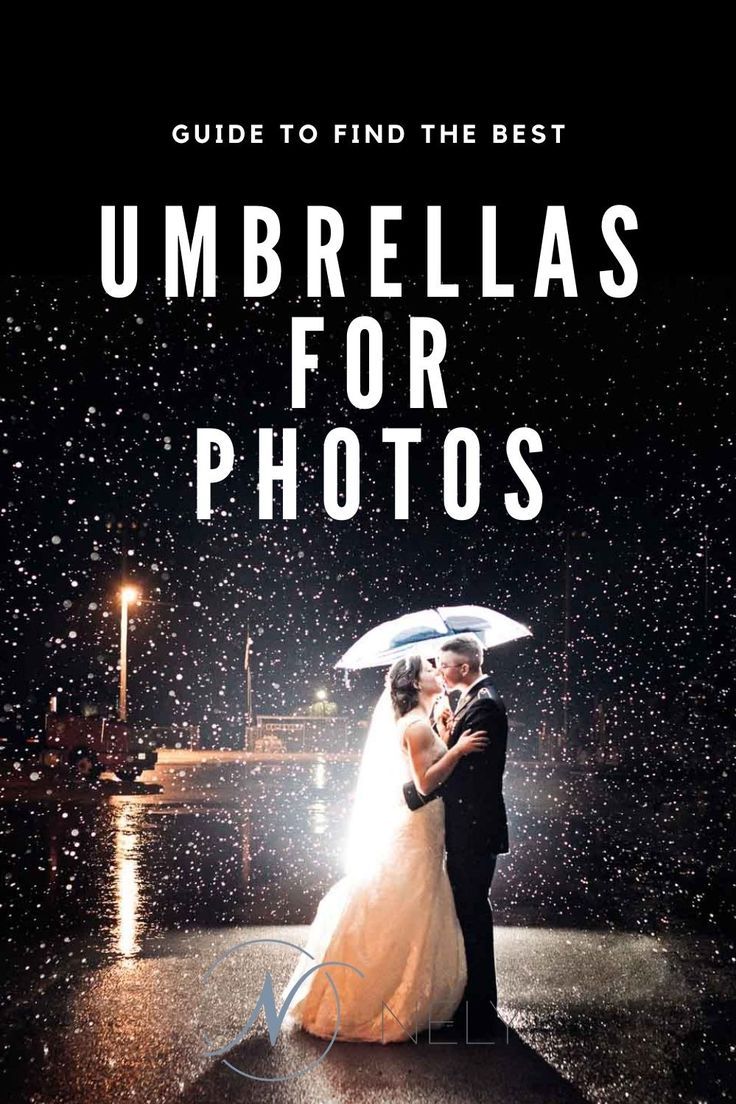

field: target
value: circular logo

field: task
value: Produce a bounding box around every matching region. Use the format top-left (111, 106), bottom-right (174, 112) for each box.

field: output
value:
top-left (200, 937), bottom-right (362, 1083)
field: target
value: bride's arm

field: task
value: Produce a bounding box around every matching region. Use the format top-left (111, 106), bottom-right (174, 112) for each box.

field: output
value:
top-left (405, 720), bottom-right (488, 797)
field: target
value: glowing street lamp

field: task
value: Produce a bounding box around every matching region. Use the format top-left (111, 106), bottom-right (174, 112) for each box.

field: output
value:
top-left (119, 586), bottom-right (139, 722)
top-left (314, 689), bottom-right (328, 717)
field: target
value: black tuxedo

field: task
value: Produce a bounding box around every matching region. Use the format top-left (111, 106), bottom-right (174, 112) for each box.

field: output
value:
top-left (441, 676), bottom-right (509, 856)
top-left (403, 675), bottom-right (509, 1028)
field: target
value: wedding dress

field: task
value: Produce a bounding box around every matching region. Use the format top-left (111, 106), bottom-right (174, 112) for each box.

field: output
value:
top-left (282, 692), bottom-right (467, 1043)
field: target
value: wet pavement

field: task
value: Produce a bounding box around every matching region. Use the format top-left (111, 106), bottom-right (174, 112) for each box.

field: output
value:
top-left (0, 756), bottom-right (733, 1102)
top-left (3, 922), bottom-right (732, 1103)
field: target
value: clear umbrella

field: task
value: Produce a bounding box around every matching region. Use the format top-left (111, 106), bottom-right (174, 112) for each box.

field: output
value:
top-left (335, 604), bottom-right (531, 670)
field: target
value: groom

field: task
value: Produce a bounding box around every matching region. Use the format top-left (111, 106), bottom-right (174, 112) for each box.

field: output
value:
top-left (403, 634), bottom-right (509, 1038)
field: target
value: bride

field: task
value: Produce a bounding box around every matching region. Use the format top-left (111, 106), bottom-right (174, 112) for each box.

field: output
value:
top-left (282, 654), bottom-right (488, 1042)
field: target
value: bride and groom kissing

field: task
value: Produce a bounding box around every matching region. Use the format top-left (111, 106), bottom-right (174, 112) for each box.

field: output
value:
top-left (283, 634), bottom-right (509, 1044)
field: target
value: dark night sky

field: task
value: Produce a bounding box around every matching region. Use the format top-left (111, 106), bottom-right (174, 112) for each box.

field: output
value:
top-left (2, 92), bottom-right (734, 752)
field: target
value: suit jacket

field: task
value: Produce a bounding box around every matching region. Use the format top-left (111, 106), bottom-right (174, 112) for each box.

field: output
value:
top-left (403, 675), bottom-right (509, 855)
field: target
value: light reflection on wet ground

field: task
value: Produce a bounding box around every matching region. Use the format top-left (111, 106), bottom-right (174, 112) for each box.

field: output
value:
top-left (0, 761), bottom-right (354, 944)
top-left (2, 922), bottom-right (733, 1104)
top-left (0, 759), bottom-right (733, 1102)
top-left (0, 757), bottom-right (728, 940)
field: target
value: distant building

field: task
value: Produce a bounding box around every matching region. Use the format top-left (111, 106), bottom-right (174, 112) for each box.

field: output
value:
top-left (249, 714), bottom-right (354, 753)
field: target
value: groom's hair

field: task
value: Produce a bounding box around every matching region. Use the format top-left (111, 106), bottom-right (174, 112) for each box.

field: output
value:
top-left (440, 634), bottom-right (483, 671)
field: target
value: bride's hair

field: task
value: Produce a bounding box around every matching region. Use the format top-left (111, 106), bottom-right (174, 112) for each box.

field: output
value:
top-left (388, 655), bottom-right (424, 718)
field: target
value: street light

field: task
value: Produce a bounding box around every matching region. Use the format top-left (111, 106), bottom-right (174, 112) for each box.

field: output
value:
top-left (315, 689), bottom-right (327, 717)
top-left (119, 586), bottom-right (139, 722)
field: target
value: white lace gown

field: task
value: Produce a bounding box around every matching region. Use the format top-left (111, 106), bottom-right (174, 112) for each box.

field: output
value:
top-left (282, 709), bottom-right (467, 1043)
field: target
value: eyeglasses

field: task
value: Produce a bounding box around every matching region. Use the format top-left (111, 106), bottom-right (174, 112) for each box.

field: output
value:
top-left (438, 662), bottom-right (466, 671)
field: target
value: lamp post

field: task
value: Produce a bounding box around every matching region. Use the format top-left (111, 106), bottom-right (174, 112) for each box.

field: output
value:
top-left (119, 586), bottom-right (139, 722)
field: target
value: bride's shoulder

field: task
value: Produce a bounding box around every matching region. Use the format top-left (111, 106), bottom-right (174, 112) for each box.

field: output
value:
top-left (397, 709), bottom-right (431, 745)
top-left (397, 707), bottom-right (426, 728)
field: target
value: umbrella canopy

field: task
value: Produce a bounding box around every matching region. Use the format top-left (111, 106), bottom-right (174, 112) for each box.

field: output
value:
top-left (335, 605), bottom-right (531, 670)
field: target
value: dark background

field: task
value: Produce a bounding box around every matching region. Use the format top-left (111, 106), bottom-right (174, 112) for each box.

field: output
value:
top-left (4, 98), bottom-right (731, 280)
top-left (0, 67), bottom-right (734, 1104)
top-left (2, 86), bottom-right (733, 762)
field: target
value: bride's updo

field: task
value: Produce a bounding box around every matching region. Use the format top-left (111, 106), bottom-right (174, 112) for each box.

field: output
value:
top-left (388, 655), bottom-right (423, 718)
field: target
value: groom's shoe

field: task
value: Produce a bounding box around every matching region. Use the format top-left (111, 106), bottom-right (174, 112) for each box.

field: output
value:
top-left (456, 1006), bottom-right (509, 1046)
top-left (463, 1014), bottom-right (508, 1045)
